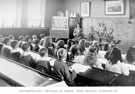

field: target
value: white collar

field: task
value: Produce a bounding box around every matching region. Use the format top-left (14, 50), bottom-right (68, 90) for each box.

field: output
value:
top-left (10, 49), bottom-right (20, 53)
top-left (22, 52), bottom-right (31, 56)
top-left (40, 56), bottom-right (53, 61)
top-left (3, 45), bottom-right (12, 50)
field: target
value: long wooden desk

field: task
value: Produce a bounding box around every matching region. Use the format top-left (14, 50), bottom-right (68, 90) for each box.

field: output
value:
top-left (75, 67), bottom-right (117, 86)
top-left (75, 67), bottom-right (135, 86)
top-left (0, 56), bottom-right (61, 87)
top-left (111, 75), bottom-right (135, 86)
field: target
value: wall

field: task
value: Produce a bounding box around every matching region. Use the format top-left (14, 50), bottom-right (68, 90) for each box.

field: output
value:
top-left (0, 28), bottom-right (49, 40)
top-left (64, 0), bottom-right (129, 18)
top-left (45, 0), bottom-right (65, 27)
top-left (64, 0), bottom-right (135, 53)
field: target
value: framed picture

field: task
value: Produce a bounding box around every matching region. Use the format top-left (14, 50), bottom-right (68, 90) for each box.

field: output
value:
top-left (105, 0), bottom-right (124, 15)
top-left (80, 2), bottom-right (91, 17)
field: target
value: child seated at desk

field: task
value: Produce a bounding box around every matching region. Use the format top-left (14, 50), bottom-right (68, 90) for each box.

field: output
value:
top-left (105, 47), bottom-right (129, 76)
top-left (32, 35), bottom-right (38, 43)
top-left (9, 40), bottom-right (21, 62)
top-left (38, 48), bottom-right (52, 61)
top-left (53, 48), bottom-right (77, 85)
top-left (39, 33), bottom-right (46, 46)
top-left (32, 39), bottom-right (40, 52)
top-left (36, 48), bottom-right (53, 75)
top-left (24, 35), bottom-right (33, 50)
top-left (1, 37), bottom-right (12, 58)
top-left (126, 45), bottom-right (135, 64)
top-left (20, 42), bottom-right (36, 68)
top-left (68, 45), bottom-right (78, 61)
top-left (83, 45), bottom-right (103, 69)
top-left (73, 39), bottom-right (86, 64)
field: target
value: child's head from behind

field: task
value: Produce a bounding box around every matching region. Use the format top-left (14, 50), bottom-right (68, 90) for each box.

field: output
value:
top-left (10, 40), bottom-right (18, 49)
top-left (39, 48), bottom-right (48, 57)
top-left (2, 37), bottom-right (10, 45)
top-left (57, 48), bottom-right (67, 61)
top-left (21, 42), bottom-right (30, 51)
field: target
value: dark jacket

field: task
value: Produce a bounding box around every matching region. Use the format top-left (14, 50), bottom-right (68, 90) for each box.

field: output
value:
top-left (20, 54), bottom-right (36, 68)
top-left (53, 59), bottom-right (77, 85)
top-left (9, 51), bottom-right (21, 63)
top-left (36, 60), bottom-right (53, 75)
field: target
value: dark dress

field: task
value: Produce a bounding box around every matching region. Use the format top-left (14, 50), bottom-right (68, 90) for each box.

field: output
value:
top-left (20, 54), bottom-right (36, 68)
top-left (53, 60), bottom-right (77, 85)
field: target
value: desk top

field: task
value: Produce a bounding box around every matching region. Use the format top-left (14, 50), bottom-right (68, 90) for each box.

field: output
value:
top-left (81, 68), bottom-right (117, 85)
top-left (111, 75), bottom-right (135, 86)
top-left (77, 67), bottom-right (135, 86)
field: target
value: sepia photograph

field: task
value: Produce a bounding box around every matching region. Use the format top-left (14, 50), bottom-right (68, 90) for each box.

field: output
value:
top-left (0, 0), bottom-right (135, 94)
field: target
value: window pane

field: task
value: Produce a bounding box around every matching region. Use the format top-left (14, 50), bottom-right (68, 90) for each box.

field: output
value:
top-left (0, 0), bottom-right (18, 28)
top-left (28, 0), bottom-right (45, 27)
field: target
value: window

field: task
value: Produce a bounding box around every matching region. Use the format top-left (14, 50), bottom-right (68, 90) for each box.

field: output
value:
top-left (0, 0), bottom-right (21, 28)
top-left (28, 0), bottom-right (45, 28)
top-left (0, 0), bottom-right (45, 28)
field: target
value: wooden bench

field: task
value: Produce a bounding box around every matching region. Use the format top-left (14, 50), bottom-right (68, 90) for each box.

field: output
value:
top-left (0, 56), bottom-right (61, 87)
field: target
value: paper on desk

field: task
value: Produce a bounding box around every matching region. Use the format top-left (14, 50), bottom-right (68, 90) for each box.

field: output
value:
top-left (46, 81), bottom-right (68, 87)
top-left (98, 51), bottom-right (106, 58)
top-left (71, 63), bottom-right (91, 73)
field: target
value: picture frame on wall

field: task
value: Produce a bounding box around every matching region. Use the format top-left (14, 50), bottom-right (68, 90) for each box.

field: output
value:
top-left (80, 2), bottom-right (91, 17)
top-left (105, 0), bottom-right (125, 15)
